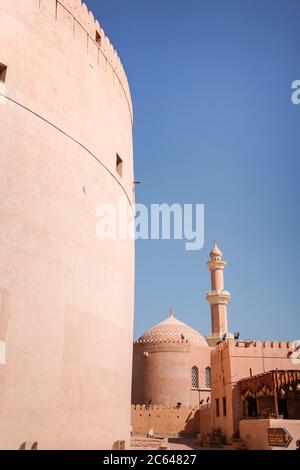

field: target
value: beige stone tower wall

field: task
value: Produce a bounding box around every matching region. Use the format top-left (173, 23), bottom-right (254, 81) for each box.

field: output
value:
top-left (0, 0), bottom-right (134, 449)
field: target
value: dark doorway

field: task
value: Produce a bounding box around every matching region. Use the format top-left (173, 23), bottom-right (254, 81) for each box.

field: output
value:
top-left (247, 397), bottom-right (258, 418)
top-left (278, 398), bottom-right (288, 419)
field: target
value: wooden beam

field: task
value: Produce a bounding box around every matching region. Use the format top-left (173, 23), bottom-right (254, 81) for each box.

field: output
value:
top-left (273, 373), bottom-right (279, 419)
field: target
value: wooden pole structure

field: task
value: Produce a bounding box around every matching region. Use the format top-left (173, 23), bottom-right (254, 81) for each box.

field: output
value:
top-left (256, 392), bottom-right (260, 418)
top-left (273, 373), bottom-right (279, 419)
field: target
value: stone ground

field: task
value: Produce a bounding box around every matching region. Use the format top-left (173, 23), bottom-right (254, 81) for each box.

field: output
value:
top-left (131, 437), bottom-right (235, 451)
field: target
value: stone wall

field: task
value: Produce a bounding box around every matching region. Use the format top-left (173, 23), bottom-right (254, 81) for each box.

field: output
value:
top-left (240, 419), bottom-right (300, 450)
top-left (210, 339), bottom-right (300, 442)
top-left (131, 404), bottom-right (211, 437)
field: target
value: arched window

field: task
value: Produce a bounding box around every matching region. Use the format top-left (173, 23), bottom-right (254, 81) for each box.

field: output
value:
top-left (205, 367), bottom-right (211, 388)
top-left (191, 366), bottom-right (199, 389)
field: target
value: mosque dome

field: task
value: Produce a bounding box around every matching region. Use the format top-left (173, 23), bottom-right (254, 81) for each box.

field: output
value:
top-left (138, 309), bottom-right (208, 347)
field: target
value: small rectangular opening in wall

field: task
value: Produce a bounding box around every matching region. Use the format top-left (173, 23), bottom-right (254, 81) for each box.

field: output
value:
top-left (95, 31), bottom-right (101, 46)
top-left (216, 398), bottom-right (220, 417)
top-left (0, 64), bottom-right (7, 104)
top-left (116, 154), bottom-right (123, 177)
top-left (0, 63), bottom-right (7, 83)
top-left (223, 397), bottom-right (227, 417)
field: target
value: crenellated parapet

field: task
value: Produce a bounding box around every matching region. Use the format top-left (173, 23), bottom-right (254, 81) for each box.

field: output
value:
top-left (131, 404), bottom-right (198, 411)
top-left (38, 0), bottom-right (133, 122)
top-left (235, 340), bottom-right (293, 350)
top-left (210, 339), bottom-right (230, 355)
top-left (133, 339), bottom-right (190, 345)
top-left (211, 338), bottom-right (294, 359)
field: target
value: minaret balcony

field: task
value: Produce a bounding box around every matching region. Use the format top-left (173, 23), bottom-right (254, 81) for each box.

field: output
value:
top-left (206, 259), bottom-right (228, 271)
top-left (206, 290), bottom-right (231, 306)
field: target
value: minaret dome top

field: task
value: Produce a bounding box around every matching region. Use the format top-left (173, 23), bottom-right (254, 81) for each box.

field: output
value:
top-left (210, 241), bottom-right (223, 259)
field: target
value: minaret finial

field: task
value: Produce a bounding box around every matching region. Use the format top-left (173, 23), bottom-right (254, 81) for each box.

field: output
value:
top-left (170, 306), bottom-right (174, 317)
top-left (210, 240), bottom-right (223, 259)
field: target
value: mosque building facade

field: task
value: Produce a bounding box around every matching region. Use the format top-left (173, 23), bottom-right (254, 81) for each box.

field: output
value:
top-left (131, 243), bottom-right (300, 449)
top-left (132, 307), bottom-right (211, 408)
top-left (131, 241), bottom-right (232, 412)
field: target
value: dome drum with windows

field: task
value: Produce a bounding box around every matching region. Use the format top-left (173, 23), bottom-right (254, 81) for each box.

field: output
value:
top-left (132, 308), bottom-right (211, 407)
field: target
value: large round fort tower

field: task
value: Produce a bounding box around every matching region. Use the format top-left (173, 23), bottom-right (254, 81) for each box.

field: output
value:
top-left (0, 0), bottom-right (134, 449)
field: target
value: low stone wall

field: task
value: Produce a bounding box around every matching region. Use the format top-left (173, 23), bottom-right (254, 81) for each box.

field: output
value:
top-left (240, 419), bottom-right (300, 450)
top-left (131, 404), bottom-right (211, 437)
top-left (198, 405), bottom-right (211, 435)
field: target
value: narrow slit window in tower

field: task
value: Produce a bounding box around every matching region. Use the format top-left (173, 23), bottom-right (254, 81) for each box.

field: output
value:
top-left (216, 398), bottom-right (220, 417)
top-left (95, 31), bottom-right (101, 46)
top-left (223, 397), bottom-right (227, 417)
top-left (0, 64), bottom-right (7, 104)
top-left (116, 154), bottom-right (123, 177)
top-left (0, 63), bottom-right (7, 84)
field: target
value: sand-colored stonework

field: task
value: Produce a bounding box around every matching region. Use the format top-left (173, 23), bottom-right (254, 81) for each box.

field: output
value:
top-left (0, 0), bottom-right (134, 450)
top-left (131, 243), bottom-right (300, 449)
top-left (132, 311), bottom-right (211, 408)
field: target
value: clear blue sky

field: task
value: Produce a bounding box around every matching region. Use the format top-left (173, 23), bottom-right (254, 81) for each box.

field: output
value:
top-left (87, 0), bottom-right (300, 341)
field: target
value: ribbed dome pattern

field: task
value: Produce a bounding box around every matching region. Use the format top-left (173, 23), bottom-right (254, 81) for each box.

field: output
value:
top-left (138, 314), bottom-right (208, 346)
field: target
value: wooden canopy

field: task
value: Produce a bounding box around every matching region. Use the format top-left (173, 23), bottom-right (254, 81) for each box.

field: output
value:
top-left (238, 370), bottom-right (300, 394)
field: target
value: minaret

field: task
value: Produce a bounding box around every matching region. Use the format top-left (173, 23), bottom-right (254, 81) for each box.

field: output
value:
top-left (206, 241), bottom-right (232, 346)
